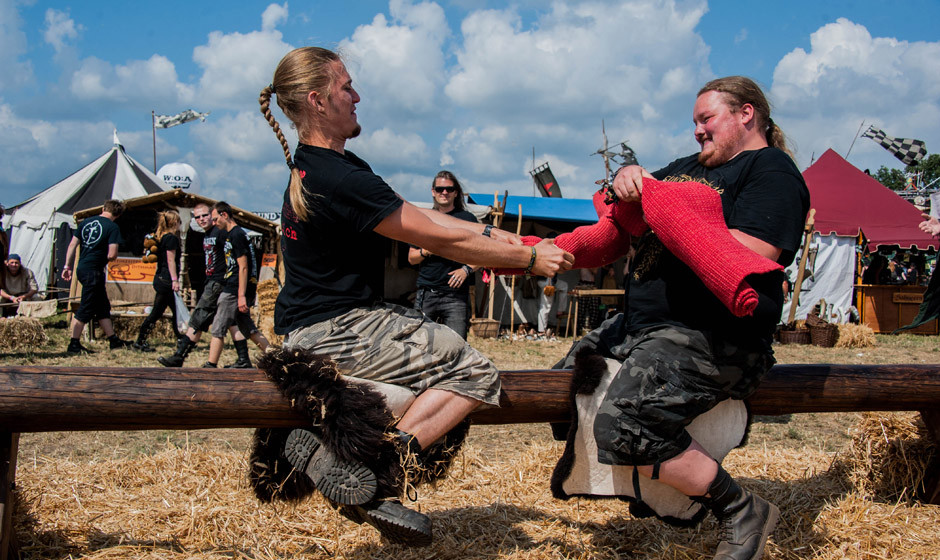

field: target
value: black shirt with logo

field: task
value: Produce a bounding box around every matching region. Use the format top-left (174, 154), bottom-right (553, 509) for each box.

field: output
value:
top-left (76, 215), bottom-right (123, 273)
top-left (413, 208), bottom-right (478, 295)
top-left (221, 225), bottom-right (258, 297)
top-left (275, 145), bottom-right (403, 335)
top-left (202, 226), bottom-right (227, 282)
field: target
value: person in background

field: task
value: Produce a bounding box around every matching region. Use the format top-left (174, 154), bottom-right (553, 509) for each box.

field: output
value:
top-left (1, 254), bottom-right (40, 317)
top-left (408, 171), bottom-right (479, 339)
top-left (134, 210), bottom-right (182, 352)
top-left (62, 199), bottom-right (131, 353)
top-left (201, 201), bottom-right (269, 368)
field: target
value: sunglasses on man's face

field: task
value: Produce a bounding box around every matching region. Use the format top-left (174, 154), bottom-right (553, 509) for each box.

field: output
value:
top-left (434, 186), bottom-right (457, 194)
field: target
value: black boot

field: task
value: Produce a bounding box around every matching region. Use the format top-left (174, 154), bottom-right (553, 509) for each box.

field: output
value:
top-left (133, 321), bottom-right (156, 352)
top-left (158, 336), bottom-right (196, 367)
top-left (337, 499), bottom-right (433, 547)
top-left (225, 339), bottom-right (253, 368)
top-left (283, 428), bottom-right (378, 506)
top-left (66, 337), bottom-right (95, 354)
top-left (696, 466), bottom-right (779, 560)
top-left (109, 334), bottom-right (132, 349)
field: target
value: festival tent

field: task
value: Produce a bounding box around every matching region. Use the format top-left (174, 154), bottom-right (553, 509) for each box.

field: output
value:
top-left (781, 148), bottom-right (937, 322)
top-left (3, 132), bottom-right (168, 293)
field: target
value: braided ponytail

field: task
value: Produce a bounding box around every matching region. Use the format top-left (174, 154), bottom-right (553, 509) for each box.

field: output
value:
top-left (260, 47), bottom-right (341, 222)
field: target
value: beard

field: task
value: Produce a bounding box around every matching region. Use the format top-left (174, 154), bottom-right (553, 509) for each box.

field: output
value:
top-left (349, 124), bottom-right (362, 139)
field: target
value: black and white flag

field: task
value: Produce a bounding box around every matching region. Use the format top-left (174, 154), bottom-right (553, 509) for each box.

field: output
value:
top-left (861, 125), bottom-right (927, 166)
top-left (154, 109), bottom-right (211, 129)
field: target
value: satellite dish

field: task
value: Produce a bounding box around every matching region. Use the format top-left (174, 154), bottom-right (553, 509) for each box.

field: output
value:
top-left (157, 162), bottom-right (200, 192)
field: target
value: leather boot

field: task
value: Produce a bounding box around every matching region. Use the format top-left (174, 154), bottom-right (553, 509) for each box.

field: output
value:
top-left (696, 466), bottom-right (779, 560)
top-left (133, 321), bottom-right (156, 352)
top-left (158, 336), bottom-right (196, 367)
top-left (225, 339), bottom-right (253, 368)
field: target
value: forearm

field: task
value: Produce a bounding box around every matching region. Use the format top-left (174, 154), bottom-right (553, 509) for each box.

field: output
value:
top-left (167, 251), bottom-right (178, 281)
top-left (408, 246), bottom-right (427, 266)
top-left (417, 207), bottom-right (486, 234)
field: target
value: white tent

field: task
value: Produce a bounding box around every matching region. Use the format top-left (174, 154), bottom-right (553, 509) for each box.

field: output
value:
top-left (3, 131), bottom-right (168, 292)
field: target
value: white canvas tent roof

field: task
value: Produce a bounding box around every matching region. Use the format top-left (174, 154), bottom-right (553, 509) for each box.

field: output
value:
top-left (3, 131), bottom-right (168, 292)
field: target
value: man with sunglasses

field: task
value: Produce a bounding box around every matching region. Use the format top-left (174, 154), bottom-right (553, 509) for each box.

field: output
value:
top-left (158, 202), bottom-right (227, 367)
top-left (408, 171), bottom-right (478, 339)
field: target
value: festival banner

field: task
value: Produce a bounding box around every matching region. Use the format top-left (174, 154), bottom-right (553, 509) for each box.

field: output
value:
top-left (107, 257), bottom-right (156, 284)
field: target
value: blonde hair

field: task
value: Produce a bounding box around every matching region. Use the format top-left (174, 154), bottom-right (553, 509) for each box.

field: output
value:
top-left (154, 209), bottom-right (181, 239)
top-left (698, 76), bottom-right (793, 159)
top-left (259, 47), bottom-right (341, 221)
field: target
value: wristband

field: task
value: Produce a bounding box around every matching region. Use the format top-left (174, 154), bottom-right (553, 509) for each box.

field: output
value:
top-left (482, 224), bottom-right (493, 237)
top-left (523, 246), bottom-right (536, 275)
top-left (462, 265), bottom-right (473, 275)
top-left (63, 266), bottom-right (71, 270)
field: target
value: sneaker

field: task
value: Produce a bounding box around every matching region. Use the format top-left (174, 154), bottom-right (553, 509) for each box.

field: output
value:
top-left (338, 499), bottom-right (433, 547)
top-left (66, 340), bottom-right (95, 354)
top-left (201, 361), bottom-right (218, 368)
top-left (284, 428), bottom-right (377, 506)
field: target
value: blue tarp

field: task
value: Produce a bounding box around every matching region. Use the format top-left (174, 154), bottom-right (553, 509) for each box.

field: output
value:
top-left (466, 193), bottom-right (598, 224)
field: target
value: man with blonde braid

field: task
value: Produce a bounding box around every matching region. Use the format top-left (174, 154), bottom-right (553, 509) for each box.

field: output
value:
top-left (255, 46), bottom-right (573, 547)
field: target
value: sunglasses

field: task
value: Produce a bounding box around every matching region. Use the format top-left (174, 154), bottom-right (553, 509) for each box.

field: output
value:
top-left (434, 186), bottom-right (457, 194)
top-left (194, 213), bottom-right (210, 219)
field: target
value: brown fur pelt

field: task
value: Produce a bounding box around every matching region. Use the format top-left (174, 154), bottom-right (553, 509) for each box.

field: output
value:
top-left (249, 347), bottom-right (404, 502)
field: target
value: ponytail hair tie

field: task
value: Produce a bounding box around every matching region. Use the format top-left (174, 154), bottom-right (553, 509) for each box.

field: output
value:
top-left (767, 117), bottom-right (775, 129)
top-left (269, 83), bottom-right (277, 95)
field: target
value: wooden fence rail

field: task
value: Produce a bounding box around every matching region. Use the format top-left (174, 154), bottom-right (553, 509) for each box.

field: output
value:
top-left (1, 363), bottom-right (939, 559)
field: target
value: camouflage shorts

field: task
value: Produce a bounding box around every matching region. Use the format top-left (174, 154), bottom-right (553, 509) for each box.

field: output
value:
top-left (283, 303), bottom-right (501, 406)
top-left (566, 318), bottom-right (774, 466)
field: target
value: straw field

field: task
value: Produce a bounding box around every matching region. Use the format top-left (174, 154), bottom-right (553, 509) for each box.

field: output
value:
top-left (2, 321), bottom-right (939, 559)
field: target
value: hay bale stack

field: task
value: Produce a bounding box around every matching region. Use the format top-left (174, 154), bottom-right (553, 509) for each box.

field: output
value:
top-left (834, 323), bottom-right (876, 348)
top-left (843, 412), bottom-right (938, 501)
top-left (0, 317), bottom-right (48, 351)
top-left (102, 315), bottom-right (177, 342)
top-left (256, 278), bottom-right (282, 345)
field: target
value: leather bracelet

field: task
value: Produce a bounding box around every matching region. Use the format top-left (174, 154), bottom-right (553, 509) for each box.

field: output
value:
top-left (482, 224), bottom-right (493, 237)
top-left (524, 246), bottom-right (536, 275)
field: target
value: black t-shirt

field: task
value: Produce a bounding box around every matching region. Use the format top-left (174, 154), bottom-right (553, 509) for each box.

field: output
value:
top-left (413, 208), bottom-right (478, 295)
top-left (275, 145), bottom-right (404, 334)
top-left (625, 148), bottom-right (810, 343)
top-left (76, 215), bottom-right (123, 273)
top-left (154, 233), bottom-right (180, 283)
top-left (221, 225), bottom-right (258, 296)
top-left (203, 226), bottom-right (227, 282)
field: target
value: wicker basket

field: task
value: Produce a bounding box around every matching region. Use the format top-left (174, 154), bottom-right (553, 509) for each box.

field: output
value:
top-left (811, 323), bottom-right (839, 348)
top-left (470, 318), bottom-right (500, 338)
top-left (779, 328), bottom-right (811, 345)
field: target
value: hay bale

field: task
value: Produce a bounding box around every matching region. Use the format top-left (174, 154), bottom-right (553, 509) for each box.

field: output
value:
top-left (0, 317), bottom-right (48, 351)
top-left (256, 278), bottom-right (282, 345)
top-left (834, 323), bottom-right (876, 348)
top-left (842, 412), bottom-right (938, 501)
top-left (101, 315), bottom-right (177, 342)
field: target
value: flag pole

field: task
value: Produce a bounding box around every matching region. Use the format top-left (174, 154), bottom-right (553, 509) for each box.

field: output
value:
top-left (152, 111), bottom-right (157, 173)
top-left (845, 120), bottom-right (866, 160)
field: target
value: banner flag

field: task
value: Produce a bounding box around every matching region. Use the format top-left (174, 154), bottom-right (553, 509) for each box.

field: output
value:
top-left (861, 125), bottom-right (927, 166)
top-left (154, 109), bottom-right (211, 129)
top-left (530, 162), bottom-right (563, 198)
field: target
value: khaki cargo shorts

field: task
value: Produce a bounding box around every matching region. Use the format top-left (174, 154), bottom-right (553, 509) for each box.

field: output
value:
top-left (283, 303), bottom-right (501, 406)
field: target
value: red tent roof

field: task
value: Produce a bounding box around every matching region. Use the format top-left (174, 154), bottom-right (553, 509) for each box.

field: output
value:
top-left (803, 148), bottom-right (937, 250)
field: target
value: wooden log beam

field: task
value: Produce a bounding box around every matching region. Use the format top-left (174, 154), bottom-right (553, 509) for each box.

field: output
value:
top-left (1, 364), bottom-right (940, 432)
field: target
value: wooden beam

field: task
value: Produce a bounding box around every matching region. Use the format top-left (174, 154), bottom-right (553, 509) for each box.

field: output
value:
top-left (1, 364), bottom-right (940, 432)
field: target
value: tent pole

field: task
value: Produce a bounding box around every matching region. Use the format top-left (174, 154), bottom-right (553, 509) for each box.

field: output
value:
top-left (788, 209), bottom-right (816, 324)
top-left (509, 204), bottom-right (523, 337)
top-left (152, 111), bottom-right (157, 173)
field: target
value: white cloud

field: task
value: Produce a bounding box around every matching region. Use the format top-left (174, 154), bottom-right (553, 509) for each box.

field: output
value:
top-left (771, 18), bottom-right (940, 169)
top-left (261, 2), bottom-right (288, 32)
top-left (70, 54), bottom-right (192, 105)
top-left (43, 8), bottom-right (80, 54)
top-left (0, 0), bottom-right (34, 90)
top-left (349, 127), bottom-right (431, 169)
top-left (339, 0), bottom-right (449, 122)
top-left (440, 126), bottom-right (515, 176)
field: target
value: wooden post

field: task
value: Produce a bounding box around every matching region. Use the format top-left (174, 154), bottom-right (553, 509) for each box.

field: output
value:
top-left (787, 208), bottom-right (816, 324)
top-left (509, 204), bottom-right (523, 336)
top-left (0, 432), bottom-right (19, 560)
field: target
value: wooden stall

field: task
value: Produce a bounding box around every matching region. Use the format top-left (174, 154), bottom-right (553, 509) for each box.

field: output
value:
top-left (855, 283), bottom-right (938, 334)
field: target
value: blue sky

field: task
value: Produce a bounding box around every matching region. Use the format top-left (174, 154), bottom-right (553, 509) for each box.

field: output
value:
top-left (3, 0), bottom-right (940, 213)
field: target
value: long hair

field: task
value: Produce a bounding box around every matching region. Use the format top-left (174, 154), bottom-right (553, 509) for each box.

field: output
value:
top-left (259, 47), bottom-right (341, 222)
top-left (432, 170), bottom-right (466, 212)
top-left (154, 209), bottom-right (181, 239)
top-left (698, 76), bottom-right (793, 159)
